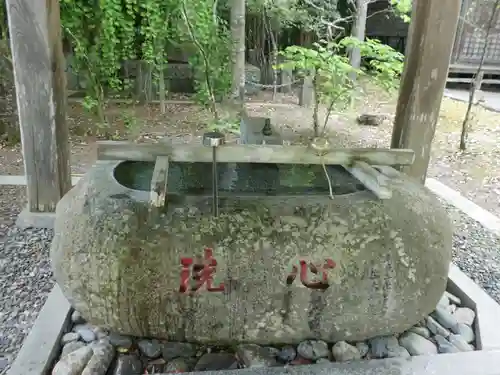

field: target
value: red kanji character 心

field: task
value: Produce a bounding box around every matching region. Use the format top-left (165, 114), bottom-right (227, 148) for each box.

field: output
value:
top-left (286, 258), bottom-right (336, 289)
top-left (179, 248), bottom-right (225, 293)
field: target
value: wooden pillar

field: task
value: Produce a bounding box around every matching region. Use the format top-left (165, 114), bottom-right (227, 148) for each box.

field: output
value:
top-left (6, 0), bottom-right (71, 213)
top-left (390, 0), bottom-right (461, 183)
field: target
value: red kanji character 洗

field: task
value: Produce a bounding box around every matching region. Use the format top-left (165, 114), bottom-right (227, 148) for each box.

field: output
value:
top-left (179, 248), bottom-right (225, 293)
top-left (286, 258), bottom-right (336, 289)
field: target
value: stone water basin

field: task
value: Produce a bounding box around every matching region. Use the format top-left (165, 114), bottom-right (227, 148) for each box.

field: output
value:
top-left (50, 160), bottom-right (452, 344)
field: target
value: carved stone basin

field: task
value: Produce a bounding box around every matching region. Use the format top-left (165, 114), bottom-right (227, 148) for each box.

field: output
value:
top-left (50, 160), bottom-right (452, 345)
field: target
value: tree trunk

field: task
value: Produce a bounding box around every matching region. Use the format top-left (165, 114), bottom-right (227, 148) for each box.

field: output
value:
top-left (349, 0), bottom-right (368, 81)
top-left (159, 63), bottom-right (166, 114)
top-left (460, 0), bottom-right (499, 150)
top-left (230, 0), bottom-right (246, 101)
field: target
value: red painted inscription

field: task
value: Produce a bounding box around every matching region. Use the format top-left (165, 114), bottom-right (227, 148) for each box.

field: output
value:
top-left (179, 248), bottom-right (225, 293)
top-left (286, 259), bottom-right (336, 289)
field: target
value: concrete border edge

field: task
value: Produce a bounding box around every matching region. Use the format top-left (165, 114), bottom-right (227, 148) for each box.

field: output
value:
top-left (7, 285), bottom-right (72, 375)
top-left (15, 208), bottom-right (56, 230)
top-left (425, 178), bottom-right (500, 236)
top-left (179, 350), bottom-right (500, 375)
top-left (447, 264), bottom-right (500, 350)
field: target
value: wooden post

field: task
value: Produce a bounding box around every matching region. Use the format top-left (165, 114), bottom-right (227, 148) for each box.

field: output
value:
top-left (390, 0), bottom-right (461, 183)
top-left (6, 0), bottom-right (71, 213)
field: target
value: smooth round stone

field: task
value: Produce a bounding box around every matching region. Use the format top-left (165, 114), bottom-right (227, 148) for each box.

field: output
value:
top-left (435, 335), bottom-right (460, 354)
top-left (445, 292), bottom-right (462, 306)
top-left (81, 341), bottom-right (115, 375)
top-left (437, 294), bottom-right (450, 309)
top-left (71, 310), bottom-right (86, 325)
top-left (111, 354), bottom-right (143, 375)
top-left (355, 342), bottom-right (369, 357)
top-left (276, 346), bottom-right (297, 363)
top-left (369, 336), bottom-right (398, 359)
top-left (194, 353), bottom-right (238, 371)
top-left (432, 307), bottom-right (459, 330)
top-left (73, 325), bottom-right (96, 343)
top-left (332, 341), bottom-right (361, 362)
top-left (162, 342), bottom-right (197, 360)
top-left (61, 332), bottom-right (80, 345)
top-left (454, 323), bottom-right (475, 343)
top-left (449, 334), bottom-right (474, 351)
top-left (138, 339), bottom-right (162, 358)
top-left (236, 344), bottom-right (278, 367)
top-left (61, 341), bottom-right (86, 358)
top-left (409, 326), bottom-right (431, 339)
top-left (399, 332), bottom-right (438, 356)
top-left (387, 346), bottom-right (410, 358)
top-left (53, 346), bottom-right (93, 375)
top-left (426, 316), bottom-right (450, 338)
top-left (453, 307), bottom-right (475, 326)
top-left (297, 340), bottom-right (329, 360)
top-left (165, 358), bottom-right (191, 373)
top-left (108, 333), bottom-right (133, 349)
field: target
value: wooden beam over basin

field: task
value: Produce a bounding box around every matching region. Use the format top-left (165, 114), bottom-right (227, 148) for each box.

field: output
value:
top-left (96, 141), bottom-right (416, 166)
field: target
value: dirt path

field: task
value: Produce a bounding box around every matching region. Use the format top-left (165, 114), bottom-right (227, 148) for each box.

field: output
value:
top-left (1, 89), bottom-right (499, 217)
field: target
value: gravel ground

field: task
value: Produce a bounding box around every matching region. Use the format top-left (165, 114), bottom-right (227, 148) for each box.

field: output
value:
top-left (446, 202), bottom-right (500, 301)
top-left (0, 226), bottom-right (54, 374)
top-left (0, 193), bottom-right (500, 374)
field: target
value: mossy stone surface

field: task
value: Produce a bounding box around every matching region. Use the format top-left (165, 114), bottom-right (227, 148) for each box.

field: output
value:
top-left (51, 161), bottom-right (452, 345)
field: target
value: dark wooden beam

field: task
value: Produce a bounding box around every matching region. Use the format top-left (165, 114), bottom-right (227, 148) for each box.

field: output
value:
top-left (6, 0), bottom-right (71, 212)
top-left (391, 0), bottom-right (461, 183)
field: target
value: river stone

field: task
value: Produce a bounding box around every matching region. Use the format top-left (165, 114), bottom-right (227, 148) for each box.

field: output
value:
top-left (399, 332), bottom-right (438, 356)
top-left (51, 160), bottom-right (452, 343)
top-left (276, 346), bottom-right (297, 363)
top-left (426, 316), bottom-right (451, 338)
top-left (297, 340), bottom-right (329, 360)
top-left (138, 339), bottom-right (162, 358)
top-left (409, 326), bottom-right (431, 339)
top-left (194, 353), bottom-right (239, 371)
top-left (453, 307), bottom-right (476, 326)
top-left (331, 341), bottom-right (361, 362)
top-left (53, 345), bottom-right (93, 375)
top-left (432, 306), bottom-right (459, 331)
top-left (61, 332), bottom-right (80, 345)
top-left (81, 341), bottom-right (115, 375)
top-left (237, 344), bottom-right (278, 367)
top-left (355, 342), bottom-right (369, 357)
top-left (74, 324), bottom-right (96, 343)
top-left (368, 336), bottom-right (398, 358)
top-left (435, 335), bottom-right (460, 354)
top-left (449, 334), bottom-right (474, 351)
top-left (108, 333), bottom-right (133, 349)
top-left (61, 341), bottom-right (86, 357)
top-left (455, 323), bottom-right (475, 343)
top-left (162, 342), bottom-right (197, 360)
top-left (111, 354), bottom-right (143, 375)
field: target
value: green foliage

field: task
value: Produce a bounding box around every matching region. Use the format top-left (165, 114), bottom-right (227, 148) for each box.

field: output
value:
top-left (177, 0), bottom-right (232, 106)
top-left (391, 0), bottom-right (412, 22)
top-left (57, 0), bottom-right (232, 127)
top-left (280, 38), bottom-right (403, 107)
top-left (277, 37), bottom-right (404, 134)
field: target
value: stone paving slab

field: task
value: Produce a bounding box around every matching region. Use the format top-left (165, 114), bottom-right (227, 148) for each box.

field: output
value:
top-left (176, 350), bottom-right (500, 375)
top-left (447, 264), bottom-right (500, 350)
top-left (7, 285), bottom-right (72, 375)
